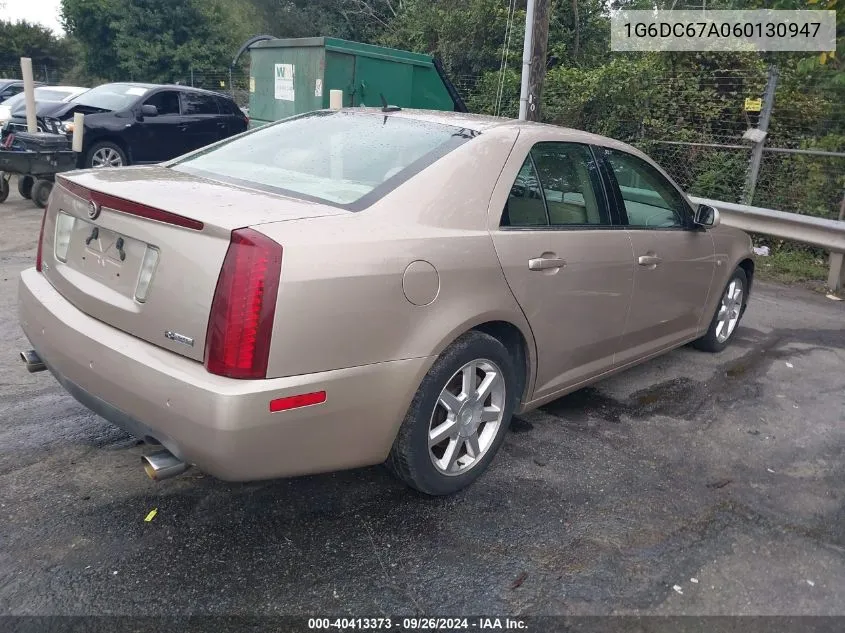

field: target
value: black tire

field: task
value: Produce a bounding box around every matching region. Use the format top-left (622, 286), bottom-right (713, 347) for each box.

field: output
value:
top-left (386, 331), bottom-right (519, 496)
top-left (85, 141), bottom-right (127, 169)
top-left (693, 267), bottom-right (748, 353)
top-left (31, 179), bottom-right (53, 209)
top-left (0, 177), bottom-right (8, 204)
top-left (17, 175), bottom-right (34, 199)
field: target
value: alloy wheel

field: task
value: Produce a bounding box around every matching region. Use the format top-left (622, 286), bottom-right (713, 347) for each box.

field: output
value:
top-left (428, 359), bottom-right (506, 476)
top-left (91, 147), bottom-right (124, 168)
top-left (715, 279), bottom-right (743, 343)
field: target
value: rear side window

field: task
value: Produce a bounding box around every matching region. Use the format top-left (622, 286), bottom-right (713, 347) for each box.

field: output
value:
top-left (216, 97), bottom-right (242, 116)
top-left (171, 111), bottom-right (476, 208)
top-left (502, 142), bottom-right (609, 227)
top-left (181, 92), bottom-right (220, 115)
top-left (503, 156), bottom-right (548, 227)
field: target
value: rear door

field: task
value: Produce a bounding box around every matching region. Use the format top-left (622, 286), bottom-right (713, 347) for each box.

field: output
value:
top-left (134, 89), bottom-right (183, 162)
top-left (597, 146), bottom-right (716, 364)
top-left (490, 138), bottom-right (634, 400)
top-left (215, 96), bottom-right (248, 137)
top-left (179, 91), bottom-right (225, 152)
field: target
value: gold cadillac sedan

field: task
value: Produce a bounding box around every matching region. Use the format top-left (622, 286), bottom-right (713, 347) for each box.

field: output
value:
top-left (19, 109), bottom-right (753, 495)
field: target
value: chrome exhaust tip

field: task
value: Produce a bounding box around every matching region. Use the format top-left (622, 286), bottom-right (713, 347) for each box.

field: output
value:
top-left (20, 350), bottom-right (46, 373)
top-left (142, 450), bottom-right (188, 481)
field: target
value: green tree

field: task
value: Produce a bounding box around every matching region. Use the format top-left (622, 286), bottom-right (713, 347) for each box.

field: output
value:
top-left (0, 19), bottom-right (75, 72)
top-left (61, 0), bottom-right (259, 83)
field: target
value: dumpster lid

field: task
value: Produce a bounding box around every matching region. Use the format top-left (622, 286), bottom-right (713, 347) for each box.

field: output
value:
top-left (252, 37), bottom-right (435, 68)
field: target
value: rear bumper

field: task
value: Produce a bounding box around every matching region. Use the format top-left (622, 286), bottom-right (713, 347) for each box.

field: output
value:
top-left (19, 267), bottom-right (432, 481)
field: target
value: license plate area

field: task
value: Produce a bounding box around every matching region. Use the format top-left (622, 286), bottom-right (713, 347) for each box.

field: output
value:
top-left (65, 219), bottom-right (149, 294)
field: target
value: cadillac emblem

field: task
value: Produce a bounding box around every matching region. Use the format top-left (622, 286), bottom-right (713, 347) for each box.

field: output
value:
top-left (87, 200), bottom-right (101, 220)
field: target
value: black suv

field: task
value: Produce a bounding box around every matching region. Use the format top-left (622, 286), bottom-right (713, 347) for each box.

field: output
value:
top-left (1, 82), bottom-right (248, 167)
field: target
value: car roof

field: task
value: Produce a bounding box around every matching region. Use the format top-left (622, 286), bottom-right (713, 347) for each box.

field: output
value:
top-left (348, 108), bottom-right (641, 153)
top-left (101, 82), bottom-right (161, 90)
top-left (101, 82), bottom-right (234, 98)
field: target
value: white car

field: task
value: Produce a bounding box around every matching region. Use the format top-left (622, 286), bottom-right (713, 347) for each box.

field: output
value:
top-left (0, 85), bottom-right (88, 126)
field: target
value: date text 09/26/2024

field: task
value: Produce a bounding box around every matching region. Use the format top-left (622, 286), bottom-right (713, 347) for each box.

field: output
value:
top-left (307, 617), bottom-right (528, 631)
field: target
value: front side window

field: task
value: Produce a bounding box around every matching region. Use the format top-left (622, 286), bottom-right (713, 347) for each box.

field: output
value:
top-left (171, 111), bottom-right (474, 208)
top-left (144, 91), bottom-right (180, 116)
top-left (601, 148), bottom-right (690, 228)
top-left (501, 142), bottom-right (609, 228)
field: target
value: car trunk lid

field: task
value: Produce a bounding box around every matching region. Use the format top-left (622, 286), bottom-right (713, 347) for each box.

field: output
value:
top-left (40, 166), bottom-right (344, 362)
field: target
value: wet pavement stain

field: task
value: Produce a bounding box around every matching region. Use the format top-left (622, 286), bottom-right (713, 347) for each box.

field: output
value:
top-left (509, 417), bottom-right (534, 433)
top-left (538, 332), bottom-right (818, 426)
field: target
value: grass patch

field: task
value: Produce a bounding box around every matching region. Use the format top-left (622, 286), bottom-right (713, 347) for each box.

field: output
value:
top-left (753, 245), bottom-right (829, 285)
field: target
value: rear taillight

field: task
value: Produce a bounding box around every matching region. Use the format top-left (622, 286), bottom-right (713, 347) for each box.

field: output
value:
top-left (204, 228), bottom-right (282, 379)
top-left (35, 208), bottom-right (47, 272)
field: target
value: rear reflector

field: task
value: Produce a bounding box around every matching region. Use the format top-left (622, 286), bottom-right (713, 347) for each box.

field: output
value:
top-left (35, 208), bottom-right (47, 272)
top-left (204, 228), bottom-right (282, 379)
top-left (57, 176), bottom-right (204, 231)
top-left (54, 212), bottom-right (76, 262)
top-left (269, 391), bottom-right (327, 413)
top-left (134, 246), bottom-right (160, 303)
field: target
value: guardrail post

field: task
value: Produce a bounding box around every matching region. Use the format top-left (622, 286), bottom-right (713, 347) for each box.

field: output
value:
top-left (742, 65), bottom-right (778, 205)
top-left (829, 253), bottom-right (845, 293)
top-left (830, 191), bottom-right (845, 293)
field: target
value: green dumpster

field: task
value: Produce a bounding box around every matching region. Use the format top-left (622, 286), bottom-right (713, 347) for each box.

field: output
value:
top-left (248, 37), bottom-right (466, 127)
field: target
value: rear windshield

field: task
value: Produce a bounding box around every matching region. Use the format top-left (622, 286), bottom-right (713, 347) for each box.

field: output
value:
top-left (170, 111), bottom-right (476, 208)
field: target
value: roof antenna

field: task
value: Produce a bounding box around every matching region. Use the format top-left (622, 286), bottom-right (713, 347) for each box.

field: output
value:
top-left (380, 93), bottom-right (401, 113)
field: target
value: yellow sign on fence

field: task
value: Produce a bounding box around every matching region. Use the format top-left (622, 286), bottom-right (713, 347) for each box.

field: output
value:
top-left (745, 97), bottom-right (763, 112)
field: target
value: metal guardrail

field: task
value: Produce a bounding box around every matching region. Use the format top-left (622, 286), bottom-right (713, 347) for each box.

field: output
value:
top-left (688, 195), bottom-right (845, 292)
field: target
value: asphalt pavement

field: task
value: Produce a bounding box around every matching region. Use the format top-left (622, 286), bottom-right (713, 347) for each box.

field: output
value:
top-left (1, 180), bottom-right (844, 618)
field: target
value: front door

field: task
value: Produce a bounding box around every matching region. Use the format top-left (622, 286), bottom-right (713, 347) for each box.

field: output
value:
top-left (490, 140), bottom-right (634, 400)
top-left (597, 146), bottom-right (716, 364)
top-left (134, 90), bottom-right (184, 162)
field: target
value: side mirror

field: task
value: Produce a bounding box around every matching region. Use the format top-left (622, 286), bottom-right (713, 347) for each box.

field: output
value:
top-left (140, 104), bottom-right (158, 118)
top-left (694, 204), bottom-right (720, 228)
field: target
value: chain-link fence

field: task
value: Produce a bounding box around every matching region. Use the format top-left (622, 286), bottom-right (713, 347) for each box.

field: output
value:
top-left (0, 64), bottom-right (65, 84)
top-left (455, 65), bottom-right (844, 220)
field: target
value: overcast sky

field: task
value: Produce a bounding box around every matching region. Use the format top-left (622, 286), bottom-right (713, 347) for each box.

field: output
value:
top-left (4, 0), bottom-right (65, 35)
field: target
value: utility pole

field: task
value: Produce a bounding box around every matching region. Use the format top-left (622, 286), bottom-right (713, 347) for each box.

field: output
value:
top-left (518, 0), bottom-right (551, 122)
top-left (526, 0), bottom-right (551, 122)
top-left (742, 65), bottom-right (778, 205)
top-left (518, 0), bottom-right (536, 120)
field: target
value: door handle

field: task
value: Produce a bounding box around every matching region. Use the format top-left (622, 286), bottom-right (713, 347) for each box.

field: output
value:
top-left (528, 257), bottom-right (566, 271)
top-left (638, 255), bottom-right (663, 267)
